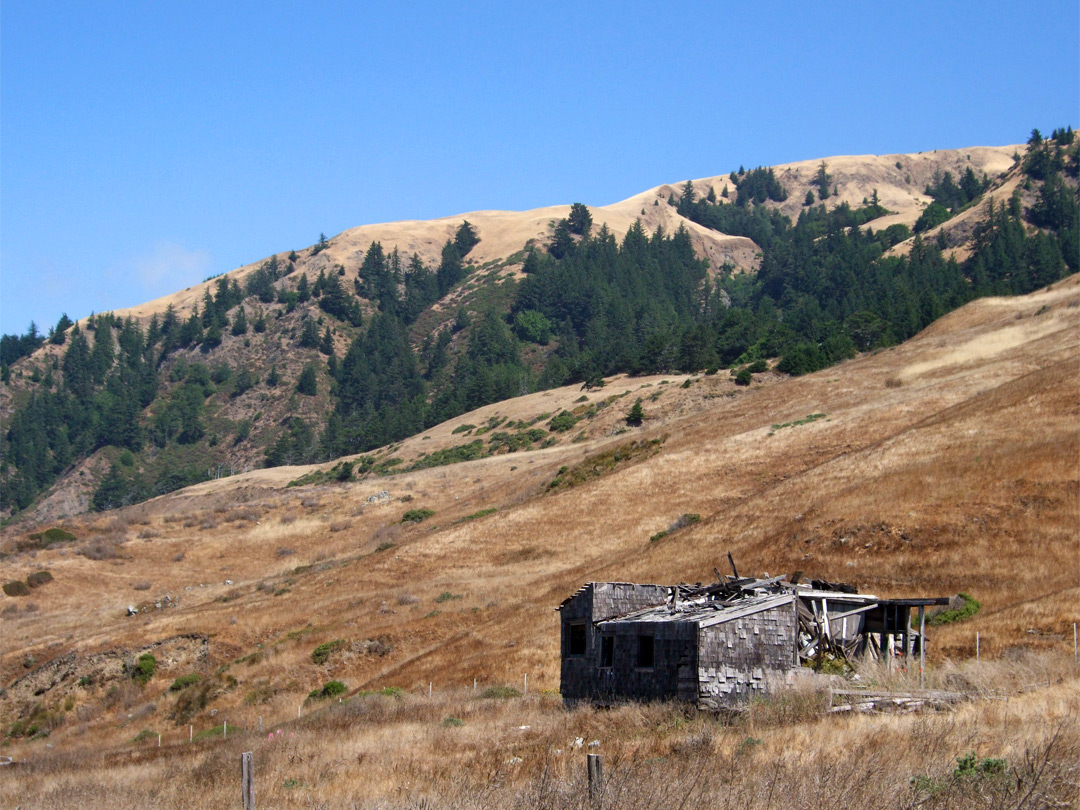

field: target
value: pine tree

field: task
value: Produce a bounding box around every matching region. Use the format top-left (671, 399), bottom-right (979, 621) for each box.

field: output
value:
top-left (567, 203), bottom-right (593, 236)
top-left (299, 318), bottom-right (320, 348)
top-left (296, 363), bottom-right (318, 396)
top-left (231, 306), bottom-right (248, 336)
top-left (626, 398), bottom-right (645, 426)
top-left (454, 221), bottom-right (480, 256)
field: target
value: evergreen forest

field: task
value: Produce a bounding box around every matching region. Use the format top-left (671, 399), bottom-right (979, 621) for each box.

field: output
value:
top-left (1, 130), bottom-right (1076, 516)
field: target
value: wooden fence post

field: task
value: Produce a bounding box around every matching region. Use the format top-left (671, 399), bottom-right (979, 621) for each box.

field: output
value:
top-left (918, 606), bottom-right (926, 689)
top-left (587, 753), bottom-right (602, 803)
top-left (241, 751), bottom-right (255, 810)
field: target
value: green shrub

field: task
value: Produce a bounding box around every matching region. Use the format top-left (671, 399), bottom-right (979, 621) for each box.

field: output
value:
top-left (29, 527), bottom-right (76, 546)
top-left (401, 508), bottom-right (435, 524)
top-left (547, 412), bottom-right (580, 433)
top-left (434, 591), bottom-right (462, 603)
top-left (2, 580), bottom-right (31, 597)
top-left (131, 653), bottom-right (156, 686)
top-left (480, 685), bottom-right (521, 699)
top-left (132, 729), bottom-right (157, 743)
top-left (169, 673), bottom-right (203, 692)
top-left (26, 571), bottom-right (53, 588)
top-left (308, 680), bottom-right (347, 701)
top-left (953, 751), bottom-right (1008, 778)
top-left (441, 717), bottom-right (464, 727)
top-left (747, 359), bottom-right (767, 373)
top-left (734, 369), bottom-right (753, 386)
top-left (311, 639), bottom-right (346, 665)
top-left (460, 508), bottom-right (497, 522)
top-left (929, 592), bottom-right (981, 626)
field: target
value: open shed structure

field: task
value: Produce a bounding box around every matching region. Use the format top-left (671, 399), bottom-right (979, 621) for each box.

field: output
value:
top-left (558, 572), bottom-right (947, 709)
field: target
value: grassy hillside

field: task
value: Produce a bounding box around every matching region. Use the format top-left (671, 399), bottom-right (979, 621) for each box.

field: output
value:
top-left (4, 136), bottom-right (1077, 527)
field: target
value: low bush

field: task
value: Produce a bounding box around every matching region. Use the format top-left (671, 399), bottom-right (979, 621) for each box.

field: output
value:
top-left (29, 527), bottom-right (76, 547)
top-left (929, 592), bottom-right (981, 625)
top-left (169, 673), bottom-right (203, 692)
top-left (131, 653), bottom-right (156, 686)
top-left (308, 680), bottom-right (347, 701)
top-left (401, 508), bottom-right (435, 524)
top-left (311, 639), bottom-right (346, 665)
top-left (547, 412), bottom-right (579, 433)
top-left (3, 581), bottom-right (31, 597)
top-left (480, 685), bottom-right (521, 699)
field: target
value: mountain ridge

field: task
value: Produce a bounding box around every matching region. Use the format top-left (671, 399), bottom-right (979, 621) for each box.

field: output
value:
top-left (1, 136), bottom-right (1073, 526)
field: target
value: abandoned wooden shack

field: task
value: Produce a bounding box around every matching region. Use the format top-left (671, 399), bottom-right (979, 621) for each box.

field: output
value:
top-left (558, 573), bottom-right (948, 709)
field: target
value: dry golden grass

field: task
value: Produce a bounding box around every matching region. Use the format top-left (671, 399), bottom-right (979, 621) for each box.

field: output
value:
top-left (1, 655), bottom-right (1076, 809)
top-left (0, 275), bottom-right (1077, 805)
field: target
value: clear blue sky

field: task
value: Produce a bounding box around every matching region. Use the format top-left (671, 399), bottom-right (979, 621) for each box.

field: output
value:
top-left (2, 1), bottom-right (1077, 336)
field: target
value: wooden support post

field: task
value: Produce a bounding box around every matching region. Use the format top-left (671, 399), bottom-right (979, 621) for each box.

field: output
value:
top-left (1074, 623), bottom-right (1077, 665)
top-left (524, 673), bottom-right (528, 697)
top-left (901, 606), bottom-right (909, 664)
top-left (918, 606), bottom-right (926, 689)
top-left (976, 632), bottom-right (980, 662)
top-left (158, 734), bottom-right (161, 747)
top-left (224, 720), bottom-right (227, 739)
top-left (190, 725), bottom-right (193, 743)
top-left (241, 751), bottom-right (255, 810)
top-left (258, 716), bottom-right (262, 733)
top-left (587, 753), bottom-right (602, 803)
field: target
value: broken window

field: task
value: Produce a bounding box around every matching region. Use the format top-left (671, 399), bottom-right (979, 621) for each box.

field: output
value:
top-left (600, 635), bottom-right (614, 668)
top-left (568, 622), bottom-right (587, 657)
top-left (636, 634), bottom-right (654, 668)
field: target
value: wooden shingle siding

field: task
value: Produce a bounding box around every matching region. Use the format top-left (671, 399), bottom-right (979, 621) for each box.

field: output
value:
top-left (696, 600), bottom-right (798, 709)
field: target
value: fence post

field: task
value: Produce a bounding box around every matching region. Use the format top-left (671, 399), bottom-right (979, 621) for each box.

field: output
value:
top-left (524, 673), bottom-right (528, 697)
top-left (918, 606), bottom-right (926, 689)
top-left (587, 754), bottom-right (602, 803)
top-left (241, 751), bottom-right (255, 810)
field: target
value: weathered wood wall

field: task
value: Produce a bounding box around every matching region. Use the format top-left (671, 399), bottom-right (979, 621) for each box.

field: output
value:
top-left (697, 601), bottom-right (798, 709)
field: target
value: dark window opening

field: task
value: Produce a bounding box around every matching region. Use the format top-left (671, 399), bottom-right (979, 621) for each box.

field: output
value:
top-left (568, 623), bottom-right (587, 657)
top-left (600, 635), bottom-right (614, 668)
top-left (636, 634), bottom-right (654, 668)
